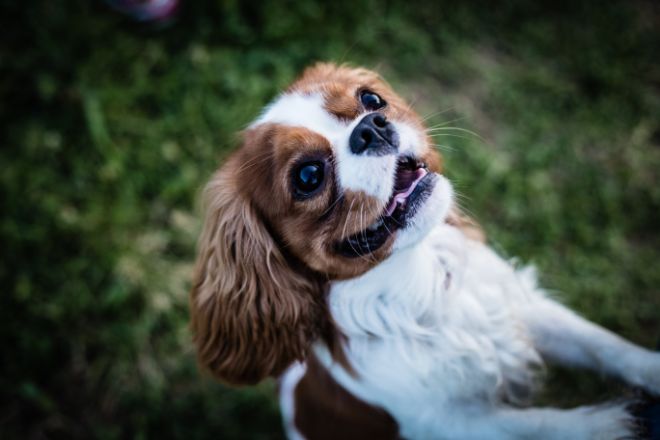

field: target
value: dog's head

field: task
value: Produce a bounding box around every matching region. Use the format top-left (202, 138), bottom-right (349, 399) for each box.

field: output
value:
top-left (190, 63), bottom-right (457, 384)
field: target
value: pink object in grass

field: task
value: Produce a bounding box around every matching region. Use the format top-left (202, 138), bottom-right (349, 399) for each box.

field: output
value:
top-left (105, 0), bottom-right (179, 22)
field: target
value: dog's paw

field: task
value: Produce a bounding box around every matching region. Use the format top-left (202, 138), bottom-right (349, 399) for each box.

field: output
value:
top-left (628, 392), bottom-right (660, 440)
top-left (579, 401), bottom-right (638, 440)
top-left (574, 397), bottom-right (659, 439)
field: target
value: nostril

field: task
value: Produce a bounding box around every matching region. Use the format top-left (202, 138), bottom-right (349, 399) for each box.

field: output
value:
top-left (361, 130), bottom-right (372, 143)
top-left (373, 114), bottom-right (387, 128)
top-left (349, 113), bottom-right (398, 155)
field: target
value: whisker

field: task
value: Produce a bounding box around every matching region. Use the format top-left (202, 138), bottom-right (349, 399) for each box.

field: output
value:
top-left (426, 126), bottom-right (486, 143)
top-left (365, 207), bottom-right (379, 265)
top-left (432, 142), bottom-right (457, 153)
top-left (382, 214), bottom-right (394, 237)
top-left (338, 40), bottom-right (358, 64)
top-left (358, 204), bottom-right (373, 264)
top-left (235, 151), bottom-right (273, 174)
top-left (406, 95), bottom-right (420, 110)
top-left (452, 192), bottom-right (480, 224)
top-left (421, 107), bottom-right (456, 123)
top-left (425, 117), bottom-right (467, 129)
top-left (320, 193), bottom-right (344, 218)
top-left (345, 201), bottom-right (365, 260)
top-left (427, 132), bottom-right (481, 142)
top-left (341, 199), bottom-right (356, 240)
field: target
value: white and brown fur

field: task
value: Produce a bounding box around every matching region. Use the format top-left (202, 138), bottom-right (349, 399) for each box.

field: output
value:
top-left (190, 63), bottom-right (660, 439)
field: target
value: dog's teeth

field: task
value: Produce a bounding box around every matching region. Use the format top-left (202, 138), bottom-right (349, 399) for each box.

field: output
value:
top-left (367, 218), bottom-right (384, 231)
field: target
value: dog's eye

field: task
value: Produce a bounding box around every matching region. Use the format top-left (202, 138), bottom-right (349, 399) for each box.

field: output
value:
top-left (292, 161), bottom-right (324, 198)
top-left (360, 90), bottom-right (386, 111)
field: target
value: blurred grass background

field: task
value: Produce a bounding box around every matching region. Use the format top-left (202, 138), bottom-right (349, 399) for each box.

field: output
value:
top-left (1, 0), bottom-right (659, 438)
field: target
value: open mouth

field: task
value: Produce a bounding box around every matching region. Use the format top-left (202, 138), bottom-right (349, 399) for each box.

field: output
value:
top-left (336, 155), bottom-right (437, 258)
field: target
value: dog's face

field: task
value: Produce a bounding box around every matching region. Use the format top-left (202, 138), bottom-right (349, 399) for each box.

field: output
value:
top-left (191, 64), bottom-right (457, 384)
top-left (230, 63), bottom-right (453, 279)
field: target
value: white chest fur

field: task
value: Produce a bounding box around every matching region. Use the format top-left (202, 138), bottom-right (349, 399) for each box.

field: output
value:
top-left (317, 223), bottom-right (545, 439)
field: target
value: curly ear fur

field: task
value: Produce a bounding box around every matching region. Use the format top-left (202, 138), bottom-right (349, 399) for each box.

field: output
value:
top-left (190, 169), bottom-right (325, 385)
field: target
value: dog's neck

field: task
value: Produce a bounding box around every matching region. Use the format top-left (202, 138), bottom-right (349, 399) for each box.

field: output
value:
top-left (320, 222), bottom-right (541, 414)
top-left (327, 223), bottom-right (466, 340)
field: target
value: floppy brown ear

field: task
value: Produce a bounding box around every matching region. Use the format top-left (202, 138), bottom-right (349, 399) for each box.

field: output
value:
top-left (190, 168), bottom-right (325, 385)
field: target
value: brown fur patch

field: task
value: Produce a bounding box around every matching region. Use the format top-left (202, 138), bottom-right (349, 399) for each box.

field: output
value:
top-left (293, 355), bottom-right (399, 440)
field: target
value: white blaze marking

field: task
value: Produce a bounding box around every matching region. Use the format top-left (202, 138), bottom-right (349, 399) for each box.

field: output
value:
top-left (250, 92), bottom-right (424, 202)
top-left (251, 92), bottom-right (344, 141)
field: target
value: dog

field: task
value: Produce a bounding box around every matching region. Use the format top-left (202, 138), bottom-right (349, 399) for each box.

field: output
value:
top-left (189, 63), bottom-right (660, 439)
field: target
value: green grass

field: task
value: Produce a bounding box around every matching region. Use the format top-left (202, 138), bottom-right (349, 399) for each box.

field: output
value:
top-left (2, 0), bottom-right (659, 438)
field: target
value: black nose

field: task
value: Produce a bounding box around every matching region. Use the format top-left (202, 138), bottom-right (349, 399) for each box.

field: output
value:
top-left (349, 113), bottom-right (399, 156)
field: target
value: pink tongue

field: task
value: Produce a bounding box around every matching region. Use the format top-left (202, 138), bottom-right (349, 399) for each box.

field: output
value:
top-left (385, 168), bottom-right (428, 216)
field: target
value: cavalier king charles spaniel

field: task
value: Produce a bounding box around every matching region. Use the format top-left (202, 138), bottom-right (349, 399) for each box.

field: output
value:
top-left (189, 63), bottom-right (660, 439)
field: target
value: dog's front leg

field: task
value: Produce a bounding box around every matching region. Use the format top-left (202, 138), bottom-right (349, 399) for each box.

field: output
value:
top-left (519, 297), bottom-right (660, 394)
